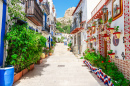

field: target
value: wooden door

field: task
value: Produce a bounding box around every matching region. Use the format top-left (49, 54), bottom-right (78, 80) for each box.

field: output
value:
top-left (104, 40), bottom-right (107, 57)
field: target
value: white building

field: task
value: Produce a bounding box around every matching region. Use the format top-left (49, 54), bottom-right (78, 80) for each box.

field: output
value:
top-left (70, 0), bottom-right (87, 56)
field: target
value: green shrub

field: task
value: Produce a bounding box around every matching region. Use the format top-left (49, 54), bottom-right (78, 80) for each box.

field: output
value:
top-left (84, 51), bottom-right (130, 85)
top-left (68, 43), bottom-right (72, 48)
top-left (5, 24), bottom-right (47, 73)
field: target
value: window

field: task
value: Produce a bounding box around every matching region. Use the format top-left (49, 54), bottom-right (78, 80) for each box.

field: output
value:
top-left (112, 0), bottom-right (123, 20)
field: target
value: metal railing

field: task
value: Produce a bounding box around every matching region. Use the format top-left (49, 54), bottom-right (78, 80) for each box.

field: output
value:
top-left (91, 0), bottom-right (108, 17)
top-left (42, 0), bottom-right (50, 15)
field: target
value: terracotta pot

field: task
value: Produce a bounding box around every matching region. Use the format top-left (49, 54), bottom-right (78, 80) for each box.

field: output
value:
top-left (49, 53), bottom-right (52, 56)
top-left (45, 54), bottom-right (48, 58)
top-left (22, 68), bottom-right (28, 76)
top-left (13, 71), bottom-right (22, 83)
top-left (46, 47), bottom-right (49, 49)
top-left (69, 48), bottom-right (71, 51)
top-left (29, 64), bottom-right (34, 71)
top-left (37, 59), bottom-right (43, 64)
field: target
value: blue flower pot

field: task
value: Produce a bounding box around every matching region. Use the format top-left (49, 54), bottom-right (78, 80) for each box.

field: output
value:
top-left (0, 65), bottom-right (14, 86)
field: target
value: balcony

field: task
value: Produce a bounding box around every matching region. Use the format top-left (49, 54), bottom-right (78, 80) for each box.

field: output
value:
top-left (91, 0), bottom-right (109, 17)
top-left (42, 0), bottom-right (50, 15)
top-left (25, 0), bottom-right (43, 26)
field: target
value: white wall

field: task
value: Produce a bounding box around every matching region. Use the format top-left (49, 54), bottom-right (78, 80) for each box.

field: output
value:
top-left (0, 1), bottom-right (3, 45)
top-left (90, 0), bottom-right (125, 59)
top-left (108, 0), bottom-right (125, 59)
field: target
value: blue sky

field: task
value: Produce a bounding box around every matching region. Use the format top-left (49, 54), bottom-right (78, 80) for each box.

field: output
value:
top-left (53, 0), bottom-right (80, 18)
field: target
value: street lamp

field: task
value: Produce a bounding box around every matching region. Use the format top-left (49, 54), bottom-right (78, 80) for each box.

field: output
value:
top-left (102, 5), bottom-right (108, 13)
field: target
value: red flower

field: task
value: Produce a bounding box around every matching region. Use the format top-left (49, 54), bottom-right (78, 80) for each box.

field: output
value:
top-left (108, 60), bottom-right (111, 63)
top-left (101, 61), bottom-right (104, 63)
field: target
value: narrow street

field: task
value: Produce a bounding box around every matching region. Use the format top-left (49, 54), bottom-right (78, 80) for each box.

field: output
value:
top-left (13, 43), bottom-right (105, 86)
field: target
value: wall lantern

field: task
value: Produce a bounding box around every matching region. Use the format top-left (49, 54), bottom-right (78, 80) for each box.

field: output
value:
top-left (102, 5), bottom-right (108, 13)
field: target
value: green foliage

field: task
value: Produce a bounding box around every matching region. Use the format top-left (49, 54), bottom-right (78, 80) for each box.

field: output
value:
top-left (56, 22), bottom-right (62, 26)
top-left (5, 24), bottom-right (47, 73)
top-left (52, 36), bottom-right (56, 42)
top-left (49, 48), bottom-right (54, 53)
top-left (108, 17), bottom-right (113, 24)
top-left (100, 19), bottom-right (103, 24)
top-left (68, 43), bottom-right (72, 48)
top-left (43, 49), bottom-right (49, 54)
top-left (108, 50), bottom-right (113, 54)
top-left (80, 57), bottom-right (84, 59)
top-left (60, 36), bottom-right (65, 42)
top-left (7, 0), bottom-right (27, 25)
top-left (114, 26), bottom-right (119, 32)
top-left (84, 51), bottom-right (130, 85)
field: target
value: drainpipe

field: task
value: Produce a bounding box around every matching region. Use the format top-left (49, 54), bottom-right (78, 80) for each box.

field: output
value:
top-left (0, 0), bottom-right (7, 67)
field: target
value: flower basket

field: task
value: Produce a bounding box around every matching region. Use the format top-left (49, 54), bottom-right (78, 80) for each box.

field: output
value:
top-left (103, 34), bottom-right (110, 41)
top-left (108, 53), bottom-right (115, 58)
top-left (92, 26), bottom-right (95, 30)
top-left (90, 39), bottom-right (93, 43)
top-left (93, 38), bottom-right (96, 42)
top-left (113, 32), bottom-right (121, 39)
top-left (86, 41), bottom-right (88, 43)
top-left (107, 28), bottom-right (114, 34)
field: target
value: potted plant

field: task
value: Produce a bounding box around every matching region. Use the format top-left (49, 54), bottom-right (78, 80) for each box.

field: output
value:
top-left (85, 39), bottom-right (88, 43)
top-left (49, 48), bottom-right (54, 56)
top-left (113, 26), bottom-right (121, 39)
top-left (68, 43), bottom-right (72, 51)
top-left (93, 36), bottom-right (96, 42)
top-left (107, 17), bottom-right (114, 34)
top-left (91, 48), bottom-right (95, 52)
top-left (103, 34), bottom-right (110, 41)
top-left (43, 49), bottom-right (49, 58)
top-left (108, 50), bottom-right (115, 59)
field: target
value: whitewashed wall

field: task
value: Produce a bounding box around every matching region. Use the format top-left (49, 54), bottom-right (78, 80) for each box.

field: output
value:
top-left (91, 0), bottom-right (125, 59)
top-left (0, 1), bottom-right (3, 44)
top-left (108, 1), bottom-right (125, 59)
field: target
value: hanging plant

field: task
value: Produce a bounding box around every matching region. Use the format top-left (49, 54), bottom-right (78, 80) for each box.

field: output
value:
top-left (113, 26), bottom-right (121, 39)
top-left (108, 50), bottom-right (115, 59)
top-left (103, 34), bottom-right (110, 41)
top-left (107, 18), bottom-right (114, 34)
top-left (85, 39), bottom-right (88, 43)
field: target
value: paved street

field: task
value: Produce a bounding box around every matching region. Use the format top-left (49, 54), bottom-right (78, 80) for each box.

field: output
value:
top-left (13, 43), bottom-right (105, 86)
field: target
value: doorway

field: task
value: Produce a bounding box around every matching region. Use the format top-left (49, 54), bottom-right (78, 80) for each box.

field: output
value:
top-left (104, 39), bottom-right (107, 57)
top-left (78, 33), bottom-right (81, 54)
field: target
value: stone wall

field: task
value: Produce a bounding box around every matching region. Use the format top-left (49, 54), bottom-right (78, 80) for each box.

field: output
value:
top-left (110, 58), bottom-right (130, 80)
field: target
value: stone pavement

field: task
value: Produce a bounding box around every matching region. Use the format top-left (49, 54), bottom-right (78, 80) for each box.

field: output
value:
top-left (13, 43), bottom-right (105, 86)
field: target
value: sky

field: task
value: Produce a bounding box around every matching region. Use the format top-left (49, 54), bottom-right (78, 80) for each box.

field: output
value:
top-left (53, 0), bottom-right (100, 21)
